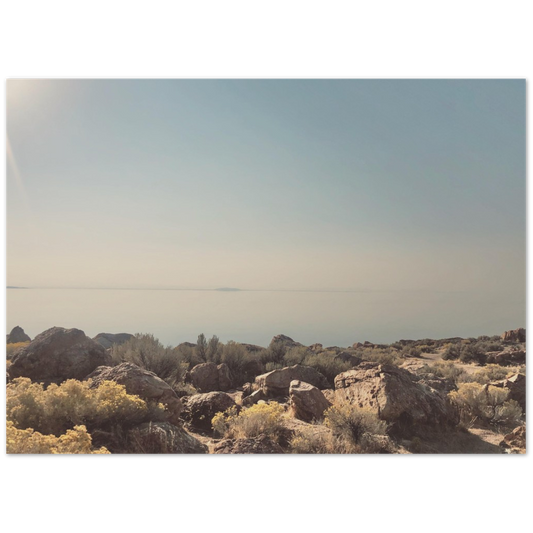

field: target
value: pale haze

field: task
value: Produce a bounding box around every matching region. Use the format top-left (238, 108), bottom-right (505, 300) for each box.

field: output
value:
top-left (6, 80), bottom-right (525, 345)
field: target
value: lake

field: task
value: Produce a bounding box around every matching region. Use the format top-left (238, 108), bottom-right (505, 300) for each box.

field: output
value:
top-left (6, 288), bottom-right (525, 347)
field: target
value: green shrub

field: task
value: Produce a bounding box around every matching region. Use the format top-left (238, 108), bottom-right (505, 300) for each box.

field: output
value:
top-left (6, 421), bottom-right (109, 454)
top-left (416, 360), bottom-right (467, 384)
top-left (212, 402), bottom-right (285, 441)
top-left (220, 341), bottom-right (257, 386)
top-left (6, 377), bottom-right (167, 437)
top-left (442, 343), bottom-right (461, 360)
top-left (111, 333), bottom-right (188, 387)
top-left (449, 382), bottom-right (523, 428)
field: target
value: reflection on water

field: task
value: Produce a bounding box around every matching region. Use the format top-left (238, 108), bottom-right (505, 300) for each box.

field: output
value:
top-left (7, 289), bottom-right (524, 347)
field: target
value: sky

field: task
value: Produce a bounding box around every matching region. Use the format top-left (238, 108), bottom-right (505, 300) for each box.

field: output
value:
top-left (6, 79), bottom-right (526, 295)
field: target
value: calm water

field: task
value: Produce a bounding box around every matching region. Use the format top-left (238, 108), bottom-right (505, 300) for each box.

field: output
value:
top-left (6, 288), bottom-right (525, 347)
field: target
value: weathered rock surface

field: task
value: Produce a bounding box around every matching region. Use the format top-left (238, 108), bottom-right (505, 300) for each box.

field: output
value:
top-left (270, 334), bottom-right (302, 349)
top-left (126, 422), bottom-right (208, 454)
top-left (499, 425), bottom-right (526, 454)
top-left (241, 343), bottom-right (265, 353)
top-left (93, 332), bottom-right (134, 349)
top-left (334, 362), bottom-right (459, 437)
top-left (490, 373), bottom-right (526, 412)
top-left (8, 327), bottom-right (111, 384)
top-left (183, 392), bottom-right (236, 430)
top-left (86, 362), bottom-right (183, 424)
top-left (6, 326), bottom-right (31, 344)
top-left (189, 362), bottom-right (233, 392)
top-left (242, 389), bottom-right (266, 407)
top-left (289, 380), bottom-right (331, 422)
top-left (255, 364), bottom-right (329, 397)
top-left (501, 328), bottom-right (526, 343)
top-left (486, 350), bottom-right (526, 366)
top-left (213, 435), bottom-right (284, 454)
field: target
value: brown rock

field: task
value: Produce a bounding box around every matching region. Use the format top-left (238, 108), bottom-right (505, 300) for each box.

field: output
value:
top-left (289, 380), bottom-right (331, 422)
top-left (126, 422), bottom-right (208, 454)
top-left (183, 391), bottom-right (236, 430)
top-left (490, 373), bottom-right (526, 412)
top-left (242, 389), bottom-right (265, 407)
top-left (501, 328), bottom-right (526, 343)
top-left (6, 326), bottom-right (31, 344)
top-left (486, 350), bottom-right (526, 366)
top-left (93, 332), bottom-right (134, 349)
top-left (217, 363), bottom-right (232, 391)
top-left (255, 364), bottom-right (329, 397)
top-left (334, 362), bottom-right (459, 437)
top-left (189, 362), bottom-right (220, 392)
top-left (8, 327), bottom-right (111, 385)
top-left (213, 435), bottom-right (284, 454)
top-left (499, 425), bottom-right (526, 454)
top-left (86, 362), bottom-right (183, 424)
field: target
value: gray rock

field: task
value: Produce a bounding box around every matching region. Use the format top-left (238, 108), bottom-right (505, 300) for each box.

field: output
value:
top-left (8, 327), bottom-right (111, 384)
top-left (183, 391), bottom-right (236, 430)
top-left (126, 422), bottom-right (207, 454)
top-left (289, 380), bottom-right (331, 422)
top-left (6, 326), bottom-right (31, 344)
top-left (255, 364), bottom-right (329, 397)
top-left (86, 362), bottom-right (183, 424)
top-left (93, 332), bottom-right (134, 349)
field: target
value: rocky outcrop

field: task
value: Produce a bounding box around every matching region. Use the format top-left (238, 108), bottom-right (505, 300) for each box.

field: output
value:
top-left (499, 425), bottom-right (526, 454)
top-left (242, 389), bottom-right (265, 407)
top-left (6, 326), bottom-right (31, 344)
top-left (8, 327), bottom-right (111, 384)
top-left (270, 334), bottom-right (302, 349)
top-left (334, 362), bottom-right (459, 437)
top-left (289, 380), bottom-right (331, 422)
top-left (490, 373), bottom-right (526, 412)
top-left (213, 435), bottom-right (284, 454)
top-left (189, 362), bottom-right (232, 392)
top-left (86, 362), bottom-right (183, 424)
top-left (93, 332), bottom-right (134, 349)
top-left (126, 422), bottom-right (207, 454)
top-left (501, 328), bottom-right (526, 343)
top-left (182, 392), bottom-right (236, 430)
top-left (255, 365), bottom-right (329, 397)
top-left (486, 350), bottom-right (526, 366)
top-left (241, 343), bottom-right (265, 353)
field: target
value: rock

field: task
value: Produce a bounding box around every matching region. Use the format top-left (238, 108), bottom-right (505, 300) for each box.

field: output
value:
top-left (241, 343), bottom-right (265, 353)
top-left (217, 363), bottom-right (232, 391)
top-left (499, 425), bottom-right (526, 454)
top-left (93, 332), bottom-right (134, 349)
top-left (213, 435), bottom-right (284, 454)
top-left (86, 362), bottom-right (183, 424)
top-left (255, 364), bottom-right (329, 397)
top-left (334, 362), bottom-right (459, 437)
top-left (309, 343), bottom-right (323, 353)
top-left (189, 362), bottom-right (220, 392)
top-left (242, 382), bottom-right (254, 398)
top-left (289, 380), bottom-right (331, 422)
top-left (334, 351), bottom-right (362, 366)
top-left (486, 350), bottom-right (526, 366)
top-left (8, 327), bottom-right (111, 385)
top-left (126, 422), bottom-right (207, 454)
top-left (6, 326), bottom-right (31, 344)
top-left (270, 334), bottom-right (302, 349)
top-left (321, 389), bottom-right (336, 404)
top-left (242, 389), bottom-right (265, 407)
top-left (501, 328), bottom-right (526, 343)
top-left (188, 362), bottom-right (233, 392)
top-left (490, 373), bottom-right (526, 412)
top-left (183, 392), bottom-right (236, 430)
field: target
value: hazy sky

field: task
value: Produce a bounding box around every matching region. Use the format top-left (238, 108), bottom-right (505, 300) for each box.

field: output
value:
top-left (6, 79), bottom-right (525, 295)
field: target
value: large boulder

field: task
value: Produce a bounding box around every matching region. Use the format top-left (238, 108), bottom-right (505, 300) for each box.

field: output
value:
top-left (490, 373), bottom-right (526, 412)
top-left (183, 392), bottom-right (236, 430)
top-left (93, 332), bottom-right (134, 350)
top-left (270, 334), bottom-right (302, 349)
top-left (8, 327), bottom-right (111, 384)
top-left (486, 350), bottom-right (526, 366)
top-left (189, 362), bottom-right (233, 392)
top-left (126, 422), bottom-right (208, 454)
top-left (499, 425), bottom-right (525, 454)
top-left (85, 362), bottom-right (183, 424)
top-left (6, 326), bottom-right (31, 344)
top-left (213, 435), bottom-right (284, 454)
top-left (289, 380), bottom-right (331, 422)
top-left (255, 365), bottom-right (329, 397)
top-left (501, 328), bottom-right (526, 343)
top-left (334, 362), bottom-right (459, 437)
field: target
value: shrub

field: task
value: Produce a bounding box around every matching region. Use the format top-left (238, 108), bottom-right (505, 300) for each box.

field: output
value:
top-left (442, 343), bottom-right (461, 360)
top-left (416, 361), bottom-right (467, 384)
top-left (324, 403), bottom-right (387, 452)
top-left (6, 421), bottom-right (109, 454)
top-left (6, 377), bottom-right (167, 437)
top-left (212, 402), bottom-right (285, 441)
top-left (358, 347), bottom-right (403, 366)
top-left (468, 364), bottom-right (512, 385)
top-left (449, 382), bottom-right (523, 428)
top-left (220, 341), bottom-right (256, 386)
top-left (111, 334), bottom-right (188, 386)
top-left (290, 428), bottom-right (337, 454)
top-left (299, 353), bottom-right (352, 385)
top-left (459, 344), bottom-right (486, 365)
